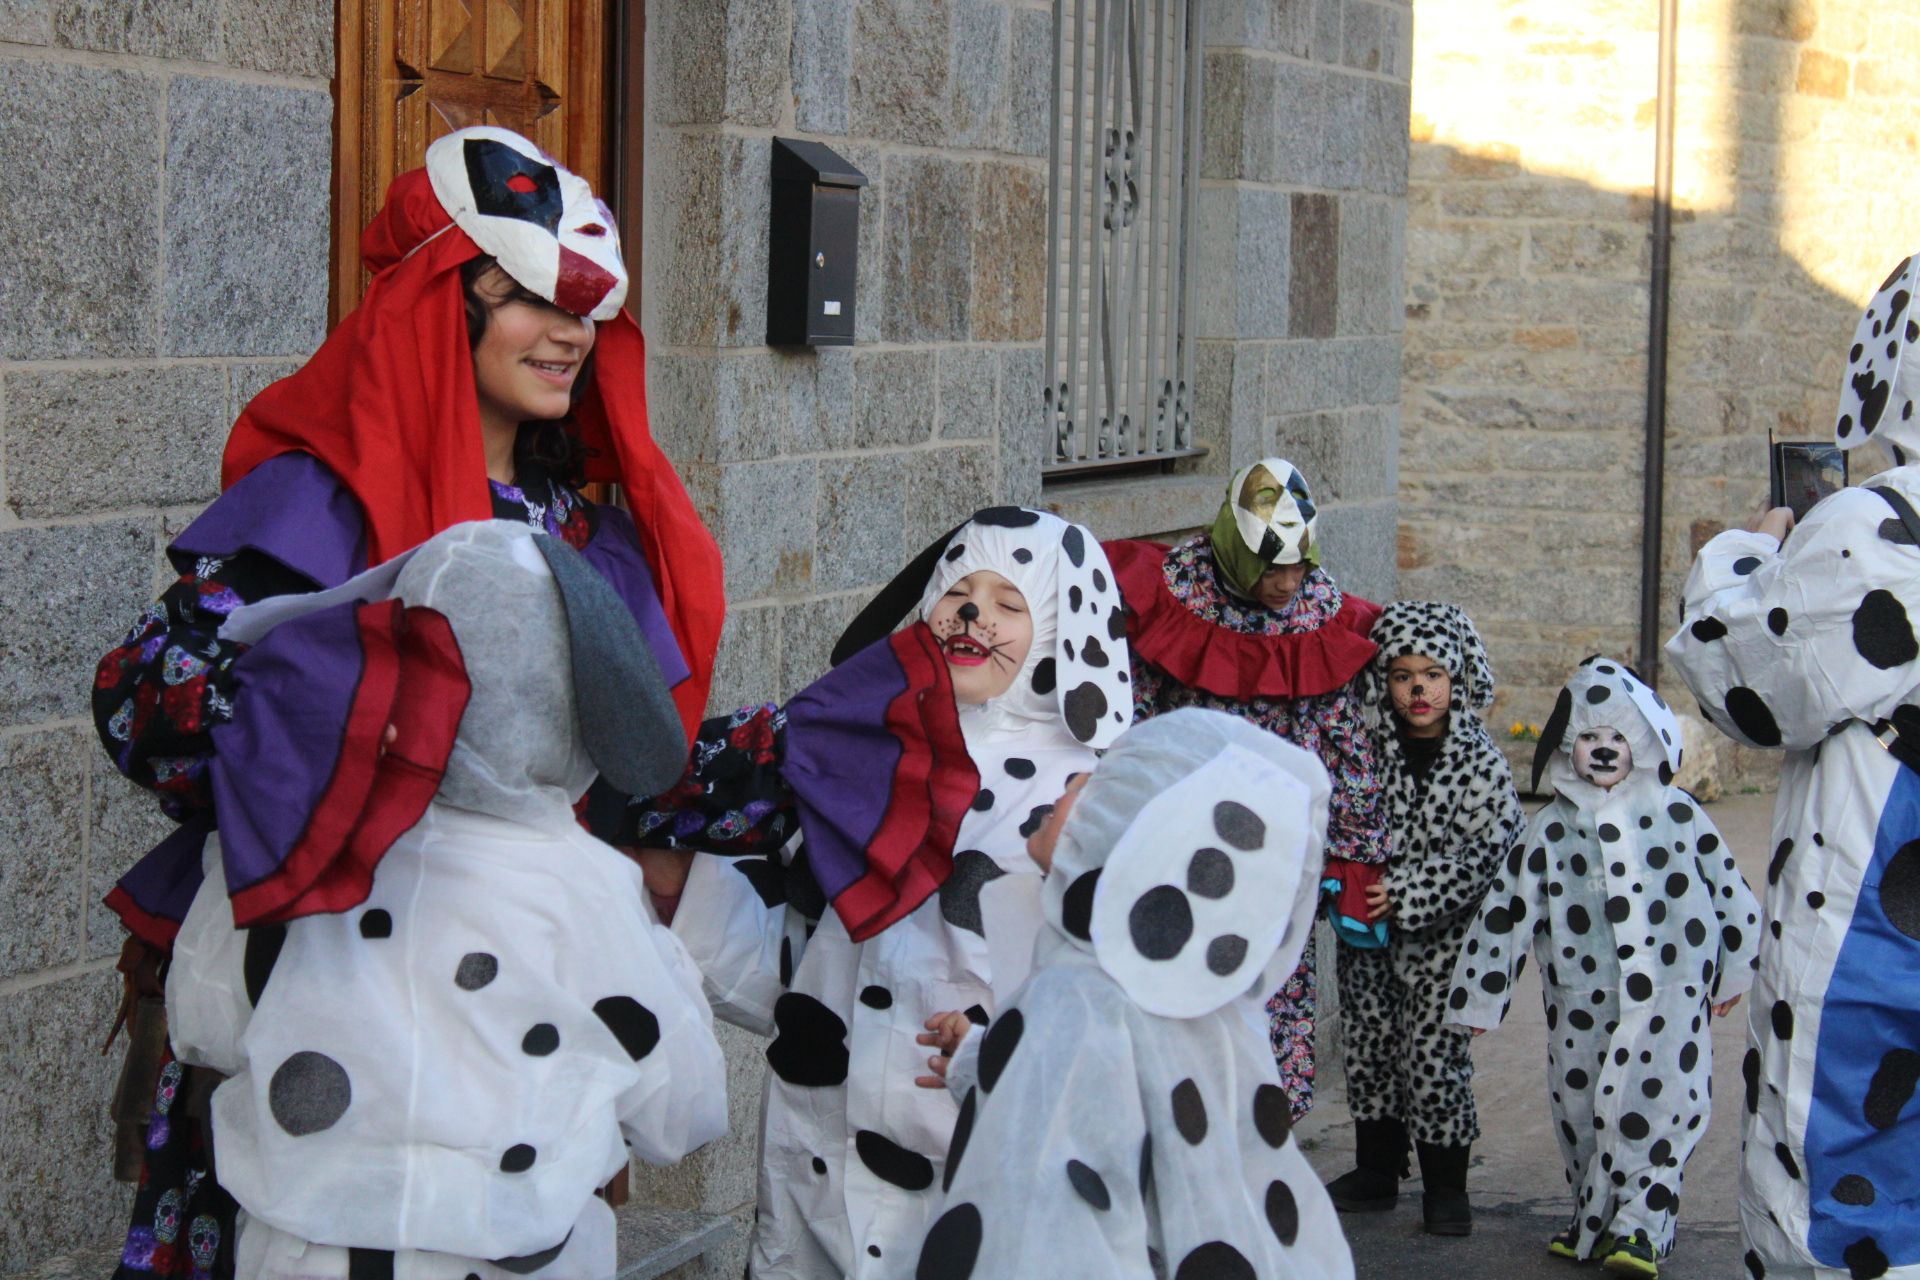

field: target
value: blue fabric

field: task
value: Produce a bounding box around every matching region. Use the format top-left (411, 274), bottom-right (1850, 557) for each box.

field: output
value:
top-left (1323, 877), bottom-right (1388, 949)
top-left (1807, 763), bottom-right (1920, 1269)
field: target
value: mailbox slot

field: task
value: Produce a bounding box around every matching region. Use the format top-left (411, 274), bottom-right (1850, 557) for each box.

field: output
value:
top-left (767, 137), bottom-right (868, 347)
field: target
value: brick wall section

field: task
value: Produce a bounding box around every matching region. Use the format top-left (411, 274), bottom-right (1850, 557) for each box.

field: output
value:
top-left (0, 2), bottom-right (333, 1266)
top-left (1400, 0), bottom-right (1920, 760)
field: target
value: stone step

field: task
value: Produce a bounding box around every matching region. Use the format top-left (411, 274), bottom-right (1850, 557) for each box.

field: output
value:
top-left (7, 1203), bottom-right (735, 1280)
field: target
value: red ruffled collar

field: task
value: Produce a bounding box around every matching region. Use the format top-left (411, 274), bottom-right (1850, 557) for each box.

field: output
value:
top-left (1106, 538), bottom-right (1380, 699)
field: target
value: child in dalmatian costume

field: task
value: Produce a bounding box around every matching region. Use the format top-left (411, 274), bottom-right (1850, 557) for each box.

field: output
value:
top-left (166, 522), bottom-right (728, 1278)
top-left (632, 508), bottom-right (1133, 1280)
top-left (1327, 602), bottom-right (1524, 1236)
top-left (1667, 253), bottom-right (1920, 1280)
top-left (1449, 658), bottom-right (1760, 1278)
top-left (914, 708), bottom-right (1354, 1280)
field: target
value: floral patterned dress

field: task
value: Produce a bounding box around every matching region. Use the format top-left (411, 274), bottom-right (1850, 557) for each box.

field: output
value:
top-left (1115, 534), bottom-right (1389, 1117)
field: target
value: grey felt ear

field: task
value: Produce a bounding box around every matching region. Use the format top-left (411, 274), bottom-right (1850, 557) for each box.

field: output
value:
top-left (532, 535), bottom-right (688, 799)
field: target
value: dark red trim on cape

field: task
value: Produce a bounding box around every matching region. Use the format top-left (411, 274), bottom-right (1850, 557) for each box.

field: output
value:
top-left (833, 625), bottom-right (979, 942)
top-left (1105, 538), bottom-right (1382, 700)
top-left (229, 602), bottom-right (470, 927)
top-left (104, 886), bottom-right (179, 951)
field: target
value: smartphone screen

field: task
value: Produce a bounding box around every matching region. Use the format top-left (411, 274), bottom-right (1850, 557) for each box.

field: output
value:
top-left (1770, 442), bottom-right (1848, 521)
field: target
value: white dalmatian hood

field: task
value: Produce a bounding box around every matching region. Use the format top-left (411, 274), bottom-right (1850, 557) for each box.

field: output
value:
top-left (1042, 707), bottom-right (1331, 1019)
top-left (426, 126), bottom-right (628, 320)
top-left (916, 508), bottom-right (1133, 750)
top-left (1355, 599), bottom-right (1496, 731)
top-left (1835, 252), bottom-right (1920, 462)
top-left (1532, 657), bottom-right (1684, 807)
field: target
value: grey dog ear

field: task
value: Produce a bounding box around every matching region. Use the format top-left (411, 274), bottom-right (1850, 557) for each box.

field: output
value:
top-left (532, 535), bottom-right (688, 798)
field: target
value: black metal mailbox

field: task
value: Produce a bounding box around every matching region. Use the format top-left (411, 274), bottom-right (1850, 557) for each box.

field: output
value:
top-left (767, 137), bottom-right (867, 347)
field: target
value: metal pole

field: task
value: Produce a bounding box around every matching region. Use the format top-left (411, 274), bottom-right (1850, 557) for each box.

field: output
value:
top-left (1638, 0), bottom-right (1678, 684)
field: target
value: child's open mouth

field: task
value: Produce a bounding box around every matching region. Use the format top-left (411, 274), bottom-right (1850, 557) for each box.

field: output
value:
top-left (1409, 701), bottom-right (1433, 716)
top-left (944, 634), bottom-right (990, 667)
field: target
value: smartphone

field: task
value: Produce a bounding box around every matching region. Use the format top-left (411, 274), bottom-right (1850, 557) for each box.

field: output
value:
top-left (1769, 438), bottom-right (1848, 521)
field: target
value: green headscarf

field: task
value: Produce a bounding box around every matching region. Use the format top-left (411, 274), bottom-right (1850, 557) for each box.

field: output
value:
top-left (1206, 457), bottom-right (1320, 598)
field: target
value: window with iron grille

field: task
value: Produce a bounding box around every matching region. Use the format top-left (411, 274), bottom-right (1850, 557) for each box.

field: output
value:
top-left (1043, 0), bottom-right (1205, 476)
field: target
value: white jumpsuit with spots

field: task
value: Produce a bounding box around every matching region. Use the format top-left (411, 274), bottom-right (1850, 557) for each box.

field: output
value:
top-left (1450, 661), bottom-right (1760, 1261)
top-left (1669, 469), bottom-right (1920, 1280)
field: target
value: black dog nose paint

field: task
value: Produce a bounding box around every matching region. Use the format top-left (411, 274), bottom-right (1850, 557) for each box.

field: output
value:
top-left (957, 602), bottom-right (981, 622)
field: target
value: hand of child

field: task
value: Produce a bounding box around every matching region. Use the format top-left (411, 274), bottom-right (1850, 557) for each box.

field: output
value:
top-left (1470, 1027), bottom-right (1486, 1037)
top-left (1750, 504), bottom-right (1796, 546)
top-left (915, 1011), bottom-right (974, 1089)
top-left (1364, 882), bottom-right (1393, 921)
top-left (1713, 994), bottom-right (1743, 1018)
top-left (379, 724), bottom-right (398, 757)
top-left (633, 847), bottom-right (696, 899)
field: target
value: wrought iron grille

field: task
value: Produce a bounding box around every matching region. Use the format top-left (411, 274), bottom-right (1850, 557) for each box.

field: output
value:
top-left (1042, 0), bottom-right (1205, 475)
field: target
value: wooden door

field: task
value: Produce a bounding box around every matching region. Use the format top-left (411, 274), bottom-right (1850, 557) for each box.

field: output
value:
top-left (331, 0), bottom-right (615, 321)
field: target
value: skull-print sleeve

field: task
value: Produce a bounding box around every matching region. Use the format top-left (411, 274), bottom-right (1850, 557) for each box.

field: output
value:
top-left (618, 704), bottom-right (798, 854)
top-left (1390, 754), bottom-right (1526, 933)
top-left (1447, 805), bottom-right (1550, 1032)
top-left (1685, 808), bottom-right (1762, 1002)
top-left (1668, 484), bottom-right (1920, 750)
top-left (93, 550), bottom-right (318, 818)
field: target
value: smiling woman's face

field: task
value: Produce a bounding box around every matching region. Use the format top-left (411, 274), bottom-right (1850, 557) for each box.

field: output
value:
top-left (926, 570), bottom-right (1033, 704)
top-left (469, 265), bottom-right (596, 433)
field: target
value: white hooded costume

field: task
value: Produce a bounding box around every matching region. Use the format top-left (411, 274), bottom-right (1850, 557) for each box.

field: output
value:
top-left (1667, 254), bottom-right (1920, 1280)
top-left (913, 708), bottom-right (1353, 1280)
top-left (166, 522), bottom-right (728, 1278)
top-left (1448, 658), bottom-right (1760, 1261)
top-left (665, 508), bottom-right (1133, 1279)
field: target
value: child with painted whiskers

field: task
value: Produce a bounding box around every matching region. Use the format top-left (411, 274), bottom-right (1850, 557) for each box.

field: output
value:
top-left (1324, 602), bottom-right (1524, 1237)
top-left (625, 507), bottom-right (1132, 1280)
top-left (1448, 657), bottom-right (1760, 1279)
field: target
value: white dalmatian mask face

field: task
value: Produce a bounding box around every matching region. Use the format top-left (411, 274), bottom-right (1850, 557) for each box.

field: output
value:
top-left (1573, 727), bottom-right (1633, 788)
top-left (426, 126), bottom-right (628, 321)
top-left (1043, 708), bottom-right (1331, 1018)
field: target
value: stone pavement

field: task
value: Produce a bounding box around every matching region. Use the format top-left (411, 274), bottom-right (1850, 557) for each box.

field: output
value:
top-left (1296, 790), bottom-right (1778, 1280)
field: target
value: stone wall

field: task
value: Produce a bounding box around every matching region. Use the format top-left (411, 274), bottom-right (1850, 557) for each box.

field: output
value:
top-left (1400, 0), bottom-right (1920, 765)
top-left (0, 2), bottom-right (333, 1267)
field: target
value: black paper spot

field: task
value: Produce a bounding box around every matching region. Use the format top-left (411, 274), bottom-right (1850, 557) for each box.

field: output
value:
top-left (1066, 1159), bottom-right (1111, 1210)
top-left (860, 985), bottom-right (893, 1010)
top-left (593, 996), bottom-right (660, 1060)
top-left (1853, 590), bottom-right (1919, 669)
top-left (1724, 687), bottom-right (1782, 746)
top-left (941, 850), bottom-right (1009, 937)
top-left (1187, 848), bottom-right (1235, 899)
top-left (1171, 1078), bottom-right (1208, 1144)
top-left (455, 952), bottom-right (499, 990)
top-left (1004, 757), bottom-right (1036, 779)
top-left (766, 993), bottom-right (849, 1087)
top-left (1173, 1243), bottom-right (1256, 1280)
top-left (1864, 1049), bottom-right (1920, 1129)
top-left (1063, 682), bottom-right (1108, 742)
top-left (1772, 1001), bottom-right (1794, 1041)
top-left (1834, 1174), bottom-right (1877, 1206)
top-left (1880, 842), bottom-right (1920, 939)
top-left (1206, 935), bottom-right (1249, 975)
top-left (856, 1129), bottom-right (935, 1190)
top-left (244, 924), bottom-right (286, 1007)
top-left (359, 909), bottom-right (393, 939)
top-left (1265, 1179), bottom-right (1300, 1246)
top-left (916, 1203), bottom-right (983, 1280)
top-left (1212, 801), bottom-right (1266, 850)
top-left (522, 1023), bottom-right (559, 1056)
top-left (1129, 886), bottom-right (1194, 960)
top-left (268, 1051), bottom-right (352, 1136)
top-left (977, 1007), bottom-right (1024, 1092)
top-left (1061, 525), bottom-right (1087, 566)
top-left (1031, 657), bottom-right (1057, 696)
top-left (1061, 868), bottom-right (1101, 941)
top-left (1691, 618), bottom-right (1728, 642)
top-left (500, 1143), bottom-right (537, 1173)
top-left (943, 1088), bottom-right (977, 1192)
top-left (1842, 1237), bottom-right (1888, 1279)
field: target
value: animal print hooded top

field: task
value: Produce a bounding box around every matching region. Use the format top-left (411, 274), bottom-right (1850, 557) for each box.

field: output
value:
top-left (1355, 602), bottom-right (1524, 936)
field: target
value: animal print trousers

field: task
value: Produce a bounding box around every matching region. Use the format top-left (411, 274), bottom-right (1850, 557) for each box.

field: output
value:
top-left (1336, 932), bottom-right (1479, 1148)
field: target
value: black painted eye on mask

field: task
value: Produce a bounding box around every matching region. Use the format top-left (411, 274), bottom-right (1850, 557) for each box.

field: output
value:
top-left (464, 139), bottom-right (563, 232)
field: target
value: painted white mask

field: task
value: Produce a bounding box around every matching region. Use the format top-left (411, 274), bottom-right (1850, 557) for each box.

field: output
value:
top-left (1573, 727), bottom-right (1633, 788)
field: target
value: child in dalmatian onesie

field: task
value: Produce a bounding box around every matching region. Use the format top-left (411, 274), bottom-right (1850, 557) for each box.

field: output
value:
top-left (913, 708), bottom-right (1354, 1280)
top-left (631, 508), bottom-right (1133, 1279)
top-left (1449, 658), bottom-right (1760, 1278)
top-left (165, 522), bottom-right (729, 1279)
top-left (1327, 602), bottom-right (1524, 1236)
top-left (1667, 253), bottom-right (1920, 1280)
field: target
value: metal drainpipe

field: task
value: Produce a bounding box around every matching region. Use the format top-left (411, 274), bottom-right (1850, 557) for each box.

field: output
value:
top-left (1638, 0), bottom-right (1680, 684)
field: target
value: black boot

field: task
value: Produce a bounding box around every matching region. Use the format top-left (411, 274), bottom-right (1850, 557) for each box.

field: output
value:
top-left (1416, 1140), bottom-right (1473, 1236)
top-left (1327, 1117), bottom-right (1408, 1212)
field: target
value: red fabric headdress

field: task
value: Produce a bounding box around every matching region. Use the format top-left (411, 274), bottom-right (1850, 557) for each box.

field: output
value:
top-left (219, 167), bottom-right (724, 742)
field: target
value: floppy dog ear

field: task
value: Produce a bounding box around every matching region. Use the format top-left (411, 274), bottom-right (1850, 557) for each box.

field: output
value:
top-left (1049, 523), bottom-right (1133, 748)
top-left (830, 520), bottom-right (969, 668)
top-left (1455, 610), bottom-right (1496, 712)
top-left (532, 535), bottom-right (687, 799)
top-left (1531, 686), bottom-right (1574, 794)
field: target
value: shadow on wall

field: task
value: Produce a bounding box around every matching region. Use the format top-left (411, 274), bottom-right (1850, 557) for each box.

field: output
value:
top-left (1395, 134), bottom-right (1883, 787)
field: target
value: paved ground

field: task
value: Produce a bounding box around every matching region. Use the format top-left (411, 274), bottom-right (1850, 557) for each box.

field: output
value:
top-left (1295, 790), bottom-right (1777, 1280)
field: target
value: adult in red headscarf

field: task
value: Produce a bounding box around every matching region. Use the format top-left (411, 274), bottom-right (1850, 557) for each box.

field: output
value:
top-left (90, 126), bottom-right (723, 1280)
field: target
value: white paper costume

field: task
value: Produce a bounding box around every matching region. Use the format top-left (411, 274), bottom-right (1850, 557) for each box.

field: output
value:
top-left (1448, 658), bottom-right (1760, 1262)
top-left (912, 708), bottom-right (1352, 1280)
top-left (167, 522), bottom-right (728, 1278)
top-left (668, 508), bottom-right (1131, 1279)
top-left (1667, 254), bottom-right (1920, 1280)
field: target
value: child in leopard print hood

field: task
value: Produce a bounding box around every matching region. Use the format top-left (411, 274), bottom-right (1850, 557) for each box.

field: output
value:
top-left (1328, 601), bottom-right (1524, 1237)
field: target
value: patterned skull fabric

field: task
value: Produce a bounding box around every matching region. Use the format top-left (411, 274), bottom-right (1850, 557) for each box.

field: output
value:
top-left (164, 524), bottom-right (727, 1277)
top-left (917, 709), bottom-right (1353, 1279)
top-left (1449, 658), bottom-right (1761, 1263)
top-left (1668, 257), bottom-right (1920, 1280)
top-left (666, 509), bottom-right (1129, 1279)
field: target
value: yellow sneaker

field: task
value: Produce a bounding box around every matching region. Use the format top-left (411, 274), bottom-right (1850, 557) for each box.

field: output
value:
top-left (1600, 1231), bottom-right (1659, 1279)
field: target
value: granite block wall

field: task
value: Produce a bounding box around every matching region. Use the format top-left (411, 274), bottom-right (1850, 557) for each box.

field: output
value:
top-left (1399, 0), bottom-right (1920, 768)
top-left (0, 3), bottom-right (333, 1267)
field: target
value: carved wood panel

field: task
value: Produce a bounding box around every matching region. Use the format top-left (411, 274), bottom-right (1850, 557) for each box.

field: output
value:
top-left (332, 0), bottom-right (612, 321)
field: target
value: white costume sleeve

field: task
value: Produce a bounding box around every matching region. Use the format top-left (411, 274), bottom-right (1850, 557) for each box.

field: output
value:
top-left (1669, 486), bottom-right (1920, 748)
top-left (670, 852), bottom-right (795, 1036)
top-left (616, 920), bottom-right (730, 1165)
top-left (164, 845), bottom-right (251, 1074)
top-left (943, 1025), bottom-right (980, 1102)
top-left (1448, 809), bottom-right (1550, 1032)
top-left (1685, 807), bottom-right (1763, 1003)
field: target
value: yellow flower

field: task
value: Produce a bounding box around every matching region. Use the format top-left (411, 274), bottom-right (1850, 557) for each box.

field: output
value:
top-left (1510, 721), bottom-right (1525, 736)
